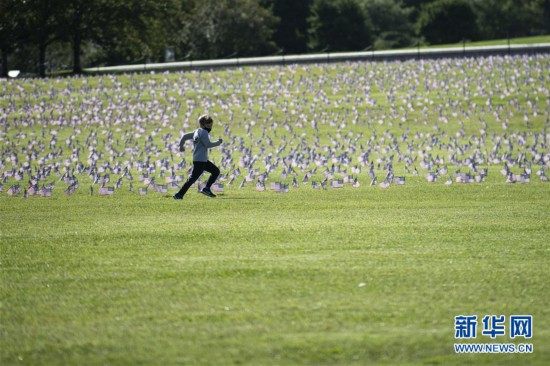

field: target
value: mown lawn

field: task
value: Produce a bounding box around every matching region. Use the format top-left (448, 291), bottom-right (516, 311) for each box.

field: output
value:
top-left (1, 52), bottom-right (549, 365)
top-left (2, 182), bottom-right (549, 365)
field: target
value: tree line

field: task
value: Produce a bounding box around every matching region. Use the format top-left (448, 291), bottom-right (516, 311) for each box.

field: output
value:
top-left (1, 0), bottom-right (549, 77)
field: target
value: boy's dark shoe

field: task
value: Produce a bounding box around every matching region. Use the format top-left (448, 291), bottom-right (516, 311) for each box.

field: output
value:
top-left (200, 187), bottom-right (216, 198)
top-left (173, 194), bottom-right (183, 200)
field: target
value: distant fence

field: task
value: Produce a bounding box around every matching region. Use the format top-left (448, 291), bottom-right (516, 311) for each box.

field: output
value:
top-left (84, 43), bottom-right (550, 74)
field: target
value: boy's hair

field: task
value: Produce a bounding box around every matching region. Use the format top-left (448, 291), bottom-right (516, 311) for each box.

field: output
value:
top-left (198, 115), bottom-right (213, 127)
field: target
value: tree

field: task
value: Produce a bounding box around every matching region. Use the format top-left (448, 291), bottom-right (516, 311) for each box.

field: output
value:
top-left (58, 0), bottom-right (180, 72)
top-left (364, 0), bottom-right (415, 50)
top-left (262, 0), bottom-right (313, 54)
top-left (57, 0), bottom-right (101, 74)
top-left (0, 0), bottom-right (28, 77)
top-left (308, 0), bottom-right (372, 52)
top-left (185, 0), bottom-right (278, 60)
top-left (25, 0), bottom-right (64, 77)
top-left (417, 0), bottom-right (479, 45)
top-left (472, 0), bottom-right (550, 39)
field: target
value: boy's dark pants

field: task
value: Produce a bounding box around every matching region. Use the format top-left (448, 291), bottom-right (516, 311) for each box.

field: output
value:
top-left (176, 161), bottom-right (220, 197)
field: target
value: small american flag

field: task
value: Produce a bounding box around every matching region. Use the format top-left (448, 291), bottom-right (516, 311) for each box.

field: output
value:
top-left (39, 187), bottom-right (52, 197)
top-left (425, 173), bottom-right (437, 183)
top-left (156, 184), bottom-right (168, 193)
top-left (256, 181), bottom-right (265, 192)
top-left (331, 180), bottom-right (344, 188)
top-left (519, 174), bottom-right (530, 184)
top-left (99, 186), bottom-right (114, 196)
top-left (7, 186), bottom-right (15, 196)
top-left (65, 184), bottom-right (77, 196)
top-left (352, 178), bottom-right (360, 188)
top-left (278, 184), bottom-right (289, 193)
top-left (379, 180), bottom-right (390, 189)
top-left (211, 183), bottom-right (224, 193)
top-left (139, 187), bottom-right (147, 195)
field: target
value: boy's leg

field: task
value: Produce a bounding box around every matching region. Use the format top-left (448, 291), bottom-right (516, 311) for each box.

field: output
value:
top-left (203, 161), bottom-right (220, 188)
top-left (175, 162), bottom-right (206, 198)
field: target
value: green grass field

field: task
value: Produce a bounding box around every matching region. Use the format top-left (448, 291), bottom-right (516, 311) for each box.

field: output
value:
top-left (1, 54), bottom-right (550, 365)
top-left (417, 35), bottom-right (550, 49)
top-left (2, 184), bottom-right (549, 365)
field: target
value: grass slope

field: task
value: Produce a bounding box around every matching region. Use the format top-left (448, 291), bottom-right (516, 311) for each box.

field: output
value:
top-left (1, 55), bottom-right (550, 365)
top-left (2, 184), bottom-right (549, 365)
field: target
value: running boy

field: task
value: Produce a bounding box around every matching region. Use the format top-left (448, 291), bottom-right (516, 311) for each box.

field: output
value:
top-left (173, 115), bottom-right (223, 199)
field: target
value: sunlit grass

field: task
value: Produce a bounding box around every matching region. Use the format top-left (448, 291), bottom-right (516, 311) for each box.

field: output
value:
top-left (1, 54), bottom-right (549, 365)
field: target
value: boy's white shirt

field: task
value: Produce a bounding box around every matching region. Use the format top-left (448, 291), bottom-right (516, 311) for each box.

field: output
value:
top-left (180, 128), bottom-right (222, 162)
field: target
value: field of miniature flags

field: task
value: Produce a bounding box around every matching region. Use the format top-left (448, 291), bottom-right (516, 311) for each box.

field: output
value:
top-left (1, 54), bottom-right (549, 199)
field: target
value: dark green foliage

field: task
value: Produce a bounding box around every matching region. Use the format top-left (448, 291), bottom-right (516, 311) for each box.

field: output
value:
top-left (308, 0), bottom-right (372, 52)
top-left (472, 0), bottom-right (550, 39)
top-left (416, 0), bottom-right (479, 44)
top-left (263, 0), bottom-right (313, 54)
top-left (364, 0), bottom-right (415, 50)
top-left (184, 0), bottom-right (279, 59)
top-left (0, 0), bottom-right (27, 77)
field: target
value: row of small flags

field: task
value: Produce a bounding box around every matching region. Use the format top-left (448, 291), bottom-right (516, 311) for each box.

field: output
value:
top-left (4, 184), bottom-right (53, 197)
top-left (2, 168), bottom-right (548, 197)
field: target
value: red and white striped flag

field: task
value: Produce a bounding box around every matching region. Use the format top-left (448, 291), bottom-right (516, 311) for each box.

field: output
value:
top-left (211, 183), bottom-right (224, 193)
top-left (275, 184), bottom-right (289, 193)
top-left (270, 182), bottom-right (281, 191)
top-left (65, 184), bottom-right (77, 196)
top-left (155, 184), bottom-right (168, 193)
top-left (39, 187), bottom-right (52, 197)
top-left (331, 180), bottom-right (344, 188)
top-left (99, 187), bottom-right (114, 196)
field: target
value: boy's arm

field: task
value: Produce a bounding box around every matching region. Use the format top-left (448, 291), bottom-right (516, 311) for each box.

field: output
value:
top-left (199, 130), bottom-right (223, 148)
top-left (179, 132), bottom-right (194, 151)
